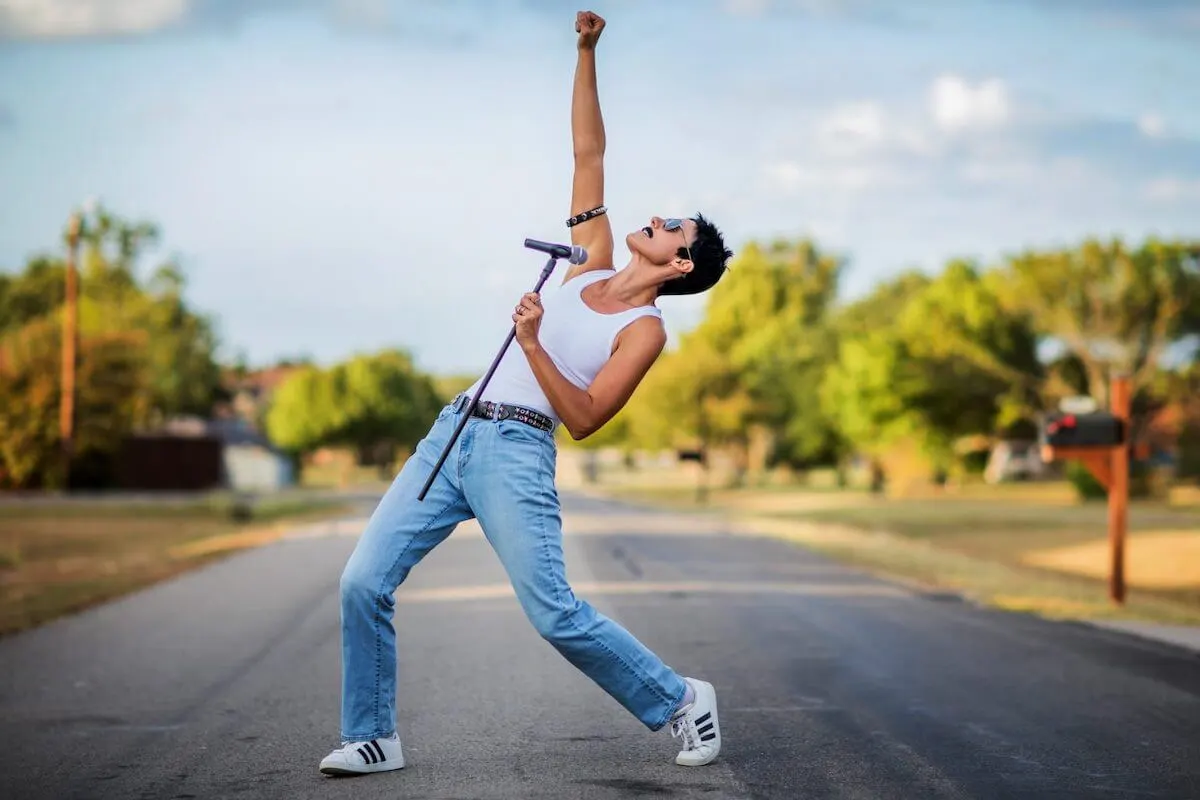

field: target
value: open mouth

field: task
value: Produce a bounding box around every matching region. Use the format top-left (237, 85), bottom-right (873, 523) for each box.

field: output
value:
top-left (641, 226), bottom-right (653, 237)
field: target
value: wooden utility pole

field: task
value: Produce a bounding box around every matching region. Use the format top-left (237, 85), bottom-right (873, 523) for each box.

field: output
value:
top-left (60, 210), bottom-right (82, 489)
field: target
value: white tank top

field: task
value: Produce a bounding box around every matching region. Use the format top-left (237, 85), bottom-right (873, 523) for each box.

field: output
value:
top-left (463, 270), bottom-right (664, 425)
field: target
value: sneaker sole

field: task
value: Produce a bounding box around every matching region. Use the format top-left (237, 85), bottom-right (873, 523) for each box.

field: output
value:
top-left (319, 760), bottom-right (405, 776)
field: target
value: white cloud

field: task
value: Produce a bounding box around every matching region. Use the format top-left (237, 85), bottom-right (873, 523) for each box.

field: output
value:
top-left (814, 102), bottom-right (888, 155)
top-left (804, 75), bottom-right (1011, 169)
top-left (721, 0), bottom-right (880, 17)
top-left (964, 156), bottom-right (1113, 199)
top-left (930, 74), bottom-right (1010, 132)
top-left (810, 99), bottom-right (940, 162)
top-left (0, 0), bottom-right (440, 39)
top-left (333, 0), bottom-right (392, 28)
top-left (722, 0), bottom-right (772, 16)
top-left (1137, 112), bottom-right (1167, 139)
top-left (762, 160), bottom-right (899, 193)
top-left (758, 72), bottom-right (1166, 209)
top-left (1143, 177), bottom-right (1200, 202)
top-left (0, 0), bottom-right (188, 38)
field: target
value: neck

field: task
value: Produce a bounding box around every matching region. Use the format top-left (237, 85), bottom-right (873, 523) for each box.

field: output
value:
top-left (600, 256), bottom-right (665, 307)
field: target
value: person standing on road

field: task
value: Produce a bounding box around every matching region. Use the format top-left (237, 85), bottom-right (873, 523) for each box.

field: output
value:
top-left (320, 9), bottom-right (734, 778)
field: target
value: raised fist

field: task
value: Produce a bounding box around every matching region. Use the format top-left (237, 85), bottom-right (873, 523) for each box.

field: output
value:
top-left (575, 10), bottom-right (605, 50)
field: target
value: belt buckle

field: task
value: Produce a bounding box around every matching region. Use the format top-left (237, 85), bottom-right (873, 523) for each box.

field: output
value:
top-left (497, 405), bottom-right (512, 421)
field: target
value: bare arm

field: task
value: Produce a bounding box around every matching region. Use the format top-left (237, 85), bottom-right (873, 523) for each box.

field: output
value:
top-left (564, 11), bottom-right (614, 283)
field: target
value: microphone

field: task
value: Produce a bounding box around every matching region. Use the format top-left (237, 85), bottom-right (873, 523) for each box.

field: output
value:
top-left (524, 238), bottom-right (588, 265)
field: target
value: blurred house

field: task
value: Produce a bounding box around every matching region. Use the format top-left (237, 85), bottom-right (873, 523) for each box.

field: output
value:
top-left (984, 440), bottom-right (1049, 484)
top-left (216, 363), bottom-right (306, 430)
top-left (207, 418), bottom-right (295, 492)
top-left (118, 416), bottom-right (294, 493)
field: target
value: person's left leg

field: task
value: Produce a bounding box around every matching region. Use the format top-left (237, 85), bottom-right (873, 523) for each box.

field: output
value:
top-left (463, 417), bottom-right (689, 731)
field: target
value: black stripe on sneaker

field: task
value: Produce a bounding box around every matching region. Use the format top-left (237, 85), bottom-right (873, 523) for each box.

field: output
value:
top-left (700, 732), bottom-right (717, 742)
top-left (369, 740), bottom-right (386, 762)
top-left (698, 723), bottom-right (714, 735)
top-left (358, 745), bottom-right (375, 764)
top-left (695, 712), bottom-right (711, 725)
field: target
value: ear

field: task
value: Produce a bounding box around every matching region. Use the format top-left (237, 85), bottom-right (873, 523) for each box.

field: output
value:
top-left (673, 257), bottom-right (694, 276)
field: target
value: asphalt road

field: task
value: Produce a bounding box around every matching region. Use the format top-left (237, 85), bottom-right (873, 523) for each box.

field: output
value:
top-left (2, 491), bottom-right (1198, 800)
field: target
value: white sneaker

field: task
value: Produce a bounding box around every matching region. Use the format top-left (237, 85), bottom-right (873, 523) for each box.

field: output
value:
top-left (670, 677), bottom-right (721, 766)
top-left (319, 734), bottom-right (405, 776)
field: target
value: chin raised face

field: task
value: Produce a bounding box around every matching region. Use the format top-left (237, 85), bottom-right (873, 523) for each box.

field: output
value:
top-left (625, 216), bottom-right (696, 265)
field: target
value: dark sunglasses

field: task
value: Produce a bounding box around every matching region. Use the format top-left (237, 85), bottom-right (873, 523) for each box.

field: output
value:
top-left (663, 218), bottom-right (693, 264)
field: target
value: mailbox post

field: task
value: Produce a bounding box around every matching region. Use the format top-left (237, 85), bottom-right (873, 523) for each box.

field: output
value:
top-left (1039, 375), bottom-right (1131, 604)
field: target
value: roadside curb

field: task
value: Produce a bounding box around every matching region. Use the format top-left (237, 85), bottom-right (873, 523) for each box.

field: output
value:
top-left (1072, 619), bottom-right (1200, 657)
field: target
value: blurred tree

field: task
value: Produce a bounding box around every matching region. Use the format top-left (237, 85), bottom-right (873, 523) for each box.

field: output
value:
top-left (0, 318), bottom-right (148, 489)
top-left (997, 237), bottom-right (1200, 408)
top-left (617, 334), bottom-right (749, 497)
top-left (1, 203), bottom-right (224, 423)
top-left (263, 365), bottom-right (333, 455)
top-left (0, 257), bottom-right (66, 333)
top-left (720, 240), bottom-right (846, 468)
top-left (431, 372), bottom-right (479, 404)
top-left (625, 334), bottom-right (749, 456)
top-left (821, 261), bottom-right (1043, 475)
top-left (265, 349), bottom-right (442, 467)
top-left (0, 204), bottom-right (222, 488)
top-left (645, 238), bottom-right (849, 478)
top-left (77, 214), bottom-right (224, 420)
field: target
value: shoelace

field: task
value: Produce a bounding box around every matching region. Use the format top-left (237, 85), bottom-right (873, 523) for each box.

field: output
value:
top-left (671, 717), bottom-right (698, 750)
top-left (335, 741), bottom-right (366, 760)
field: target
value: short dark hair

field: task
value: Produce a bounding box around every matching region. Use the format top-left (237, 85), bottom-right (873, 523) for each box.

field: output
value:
top-left (657, 212), bottom-right (734, 296)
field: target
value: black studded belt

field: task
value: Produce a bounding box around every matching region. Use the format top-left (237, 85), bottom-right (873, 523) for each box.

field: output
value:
top-left (452, 395), bottom-right (555, 432)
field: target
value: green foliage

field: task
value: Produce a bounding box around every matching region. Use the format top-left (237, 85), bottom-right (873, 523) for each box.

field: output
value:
top-left (570, 234), bottom-right (1197, 497)
top-left (617, 333), bottom-right (748, 454)
top-left (720, 240), bottom-right (848, 468)
top-left (997, 237), bottom-right (1200, 407)
top-left (0, 318), bottom-right (148, 489)
top-left (620, 239), bottom-right (848, 470)
top-left (76, 240), bottom-right (224, 420)
top-left (265, 349), bottom-right (442, 464)
top-left (0, 257), bottom-right (66, 330)
top-left (263, 367), bottom-right (332, 455)
top-left (4, 204), bottom-right (1194, 499)
top-left (431, 373), bottom-right (478, 404)
top-left (0, 204), bottom-right (222, 489)
top-left (567, 405), bottom-right (632, 452)
top-left (1065, 461), bottom-right (1107, 501)
top-left (821, 264), bottom-right (1041, 470)
top-left (1160, 363), bottom-right (1200, 481)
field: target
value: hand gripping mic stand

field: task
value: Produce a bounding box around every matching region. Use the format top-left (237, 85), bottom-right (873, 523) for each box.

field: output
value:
top-left (417, 240), bottom-right (584, 501)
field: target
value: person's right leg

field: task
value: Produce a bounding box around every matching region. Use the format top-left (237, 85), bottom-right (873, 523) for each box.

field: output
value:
top-left (322, 403), bottom-right (474, 775)
top-left (464, 418), bottom-right (691, 731)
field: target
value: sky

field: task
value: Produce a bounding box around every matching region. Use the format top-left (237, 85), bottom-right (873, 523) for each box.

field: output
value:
top-left (1, 0), bottom-right (1198, 377)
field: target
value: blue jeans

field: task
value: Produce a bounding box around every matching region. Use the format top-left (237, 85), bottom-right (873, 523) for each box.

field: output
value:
top-left (338, 398), bottom-right (688, 741)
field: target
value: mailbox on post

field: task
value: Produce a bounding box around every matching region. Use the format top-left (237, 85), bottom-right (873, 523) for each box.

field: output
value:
top-left (1041, 412), bottom-right (1125, 450)
top-left (1039, 378), bottom-right (1132, 605)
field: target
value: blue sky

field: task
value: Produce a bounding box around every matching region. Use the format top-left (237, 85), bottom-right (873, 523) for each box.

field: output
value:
top-left (2, 0), bottom-right (1198, 376)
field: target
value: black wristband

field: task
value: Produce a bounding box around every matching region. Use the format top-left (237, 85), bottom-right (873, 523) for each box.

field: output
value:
top-left (566, 205), bottom-right (607, 228)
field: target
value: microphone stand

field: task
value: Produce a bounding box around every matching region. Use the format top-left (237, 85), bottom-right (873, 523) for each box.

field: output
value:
top-left (417, 252), bottom-right (563, 501)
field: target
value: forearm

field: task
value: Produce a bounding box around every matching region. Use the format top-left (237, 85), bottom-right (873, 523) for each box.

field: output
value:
top-left (571, 49), bottom-right (605, 158)
top-left (522, 343), bottom-right (597, 438)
